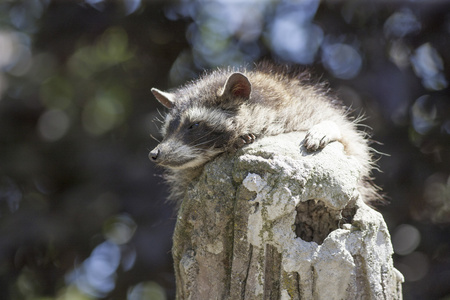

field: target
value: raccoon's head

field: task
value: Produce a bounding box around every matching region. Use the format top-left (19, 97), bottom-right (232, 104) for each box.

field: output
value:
top-left (149, 72), bottom-right (252, 170)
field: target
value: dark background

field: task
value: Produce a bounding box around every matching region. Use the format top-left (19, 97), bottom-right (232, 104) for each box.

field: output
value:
top-left (0, 1), bottom-right (449, 299)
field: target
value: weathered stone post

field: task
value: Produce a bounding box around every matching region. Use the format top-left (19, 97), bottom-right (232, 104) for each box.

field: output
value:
top-left (172, 132), bottom-right (403, 299)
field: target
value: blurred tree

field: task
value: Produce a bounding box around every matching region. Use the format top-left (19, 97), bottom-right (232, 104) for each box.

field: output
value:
top-left (0, 0), bottom-right (448, 299)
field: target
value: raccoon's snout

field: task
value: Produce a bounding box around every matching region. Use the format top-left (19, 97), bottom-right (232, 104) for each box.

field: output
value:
top-left (149, 147), bottom-right (160, 162)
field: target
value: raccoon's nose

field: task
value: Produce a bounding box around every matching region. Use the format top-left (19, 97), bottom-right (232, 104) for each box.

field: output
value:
top-left (149, 148), bottom-right (160, 162)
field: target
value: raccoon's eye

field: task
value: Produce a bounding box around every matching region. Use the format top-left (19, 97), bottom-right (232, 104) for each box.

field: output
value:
top-left (187, 122), bottom-right (200, 130)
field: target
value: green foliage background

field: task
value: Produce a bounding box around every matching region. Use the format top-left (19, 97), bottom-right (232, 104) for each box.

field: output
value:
top-left (0, 1), bottom-right (449, 299)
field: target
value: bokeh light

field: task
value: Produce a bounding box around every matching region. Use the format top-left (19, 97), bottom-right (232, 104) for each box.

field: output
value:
top-left (37, 109), bottom-right (71, 141)
top-left (423, 173), bottom-right (450, 223)
top-left (411, 95), bottom-right (437, 135)
top-left (66, 241), bottom-right (121, 298)
top-left (269, 0), bottom-right (322, 64)
top-left (410, 43), bottom-right (448, 91)
top-left (0, 1), bottom-right (449, 299)
top-left (384, 9), bottom-right (421, 38)
top-left (321, 42), bottom-right (362, 79)
top-left (392, 224), bottom-right (421, 256)
top-left (127, 281), bottom-right (167, 300)
top-left (103, 214), bottom-right (137, 245)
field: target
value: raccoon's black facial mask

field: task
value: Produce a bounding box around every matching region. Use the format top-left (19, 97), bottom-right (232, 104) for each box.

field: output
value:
top-left (148, 107), bottom-right (226, 169)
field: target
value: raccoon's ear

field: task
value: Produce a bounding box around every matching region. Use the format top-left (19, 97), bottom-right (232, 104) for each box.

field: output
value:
top-left (221, 73), bottom-right (252, 100)
top-left (151, 88), bottom-right (175, 109)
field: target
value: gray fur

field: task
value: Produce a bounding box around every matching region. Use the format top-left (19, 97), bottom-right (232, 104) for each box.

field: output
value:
top-left (149, 63), bottom-right (380, 206)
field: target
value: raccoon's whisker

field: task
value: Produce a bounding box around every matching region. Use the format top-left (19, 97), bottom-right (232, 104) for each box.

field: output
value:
top-left (190, 131), bottom-right (220, 147)
top-left (153, 117), bottom-right (163, 124)
top-left (156, 108), bottom-right (165, 120)
top-left (187, 129), bottom-right (217, 145)
top-left (150, 134), bottom-right (161, 143)
top-left (191, 135), bottom-right (222, 147)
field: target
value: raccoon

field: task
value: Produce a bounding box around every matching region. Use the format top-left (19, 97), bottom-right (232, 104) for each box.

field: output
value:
top-left (149, 63), bottom-right (379, 205)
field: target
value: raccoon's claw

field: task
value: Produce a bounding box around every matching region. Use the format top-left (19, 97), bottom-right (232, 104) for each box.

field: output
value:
top-left (304, 121), bottom-right (341, 152)
top-left (242, 133), bottom-right (256, 144)
top-left (234, 133), bottom-right (256, 149)
top-left (304, 133), bottom-right (330, 151)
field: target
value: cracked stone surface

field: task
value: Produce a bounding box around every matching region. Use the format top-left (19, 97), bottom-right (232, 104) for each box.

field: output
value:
top-left (172, 132), bottom-right (403, 300)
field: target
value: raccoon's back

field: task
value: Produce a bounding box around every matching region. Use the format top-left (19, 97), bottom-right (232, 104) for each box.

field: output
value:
top-left (235, 66), bottom-right (349, 138)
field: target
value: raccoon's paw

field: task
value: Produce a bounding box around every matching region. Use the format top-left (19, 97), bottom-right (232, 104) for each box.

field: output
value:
top-left (234, 133), bottom-right (256, 149)
top-left (304, 121), bottom-right (342, 152)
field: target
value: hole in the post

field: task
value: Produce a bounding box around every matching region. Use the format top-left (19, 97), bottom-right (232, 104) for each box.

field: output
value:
top-left (294, 199), bottom-right (356, 244)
